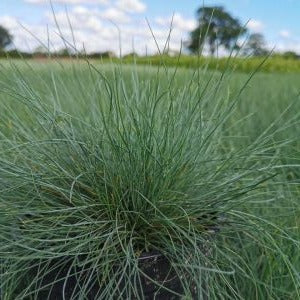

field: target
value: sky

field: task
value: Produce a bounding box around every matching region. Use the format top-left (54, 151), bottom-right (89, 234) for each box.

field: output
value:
top-left (0, 0), bottom-right (299, 55)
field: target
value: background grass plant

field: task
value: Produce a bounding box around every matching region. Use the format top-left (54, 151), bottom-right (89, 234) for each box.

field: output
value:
top-left (0, 56), bottom-right (299, 299)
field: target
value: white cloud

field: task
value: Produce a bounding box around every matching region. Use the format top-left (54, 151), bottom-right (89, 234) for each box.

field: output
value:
top-left (100, 7), bottom-right (131, 23)
top-left (275, 41), bottom-right (300, 53)
top-left (46, 8), bottom-right (103, 31)
top-left (72, 5), bottom-right (90, 15)
top-left (279, 30), bottom-right (291, 39)
top-left (155, 13), bottom-right (196, 32)
top-left (25, 0), bottom-right (108, 4)
top-left (45, 5), bottom-right (130, 26)
top-left (0, 15), bottom-right (60, 51)
top-left (0, 15), bottom-right (19, 30)
top-left (0, 6), bottom-right (133, 53)
top-left (116, 0), bottom-right (146, 13)
top-left (247, 19), bottom-right (264, 32)
top-left (0, 5), bottom-right (192, 55)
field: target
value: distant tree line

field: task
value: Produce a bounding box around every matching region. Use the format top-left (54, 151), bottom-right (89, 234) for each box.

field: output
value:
top-left (0, 48), bottom-right (117, 59)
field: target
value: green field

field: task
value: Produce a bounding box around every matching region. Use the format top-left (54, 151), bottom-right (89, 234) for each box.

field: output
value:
top-left (0, 59), bottom-right (299, 299)
top-left (120, 55), bottom-right (300, 73)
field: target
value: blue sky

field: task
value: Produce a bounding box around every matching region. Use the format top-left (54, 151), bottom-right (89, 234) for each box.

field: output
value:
top-left (0, 0), bottom-right (299, 54)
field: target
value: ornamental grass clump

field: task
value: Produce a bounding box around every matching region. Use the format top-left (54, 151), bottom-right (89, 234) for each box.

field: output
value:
top-left (0, 58), bottom-right (299, 299)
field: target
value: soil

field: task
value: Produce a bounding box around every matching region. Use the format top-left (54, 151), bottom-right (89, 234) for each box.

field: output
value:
top-left (24, 251), bottom-right (193, 300)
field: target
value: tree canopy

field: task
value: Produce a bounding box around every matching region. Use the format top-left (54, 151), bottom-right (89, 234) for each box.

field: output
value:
top-left (0, 25), bottom-right (13, 50)
top-left (281, 51), bottom-right (299, 60)
top-left (188, 6), bottom-right (247, 55)
top-left (243, 33), bottom-right (268, 56)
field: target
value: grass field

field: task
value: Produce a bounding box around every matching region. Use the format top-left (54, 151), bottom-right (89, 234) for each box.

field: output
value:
top-left (0, 58), bottom-right (299, 299)
top-left (120, 55), bottom-right (300, 73)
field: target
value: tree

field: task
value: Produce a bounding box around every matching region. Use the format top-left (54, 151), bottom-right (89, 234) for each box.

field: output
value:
top-left (243, 33), bottom-right (268, 56)
top-left (282, 51), bottom-right (299, 60)
top-left (0, 25), bottom-right (13, 50)
top-left (188, 6), bottom-right (246, 55)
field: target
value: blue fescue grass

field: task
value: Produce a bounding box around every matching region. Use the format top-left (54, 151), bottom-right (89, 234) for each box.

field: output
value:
top-left (0, 57), bottom-right (299, 299)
